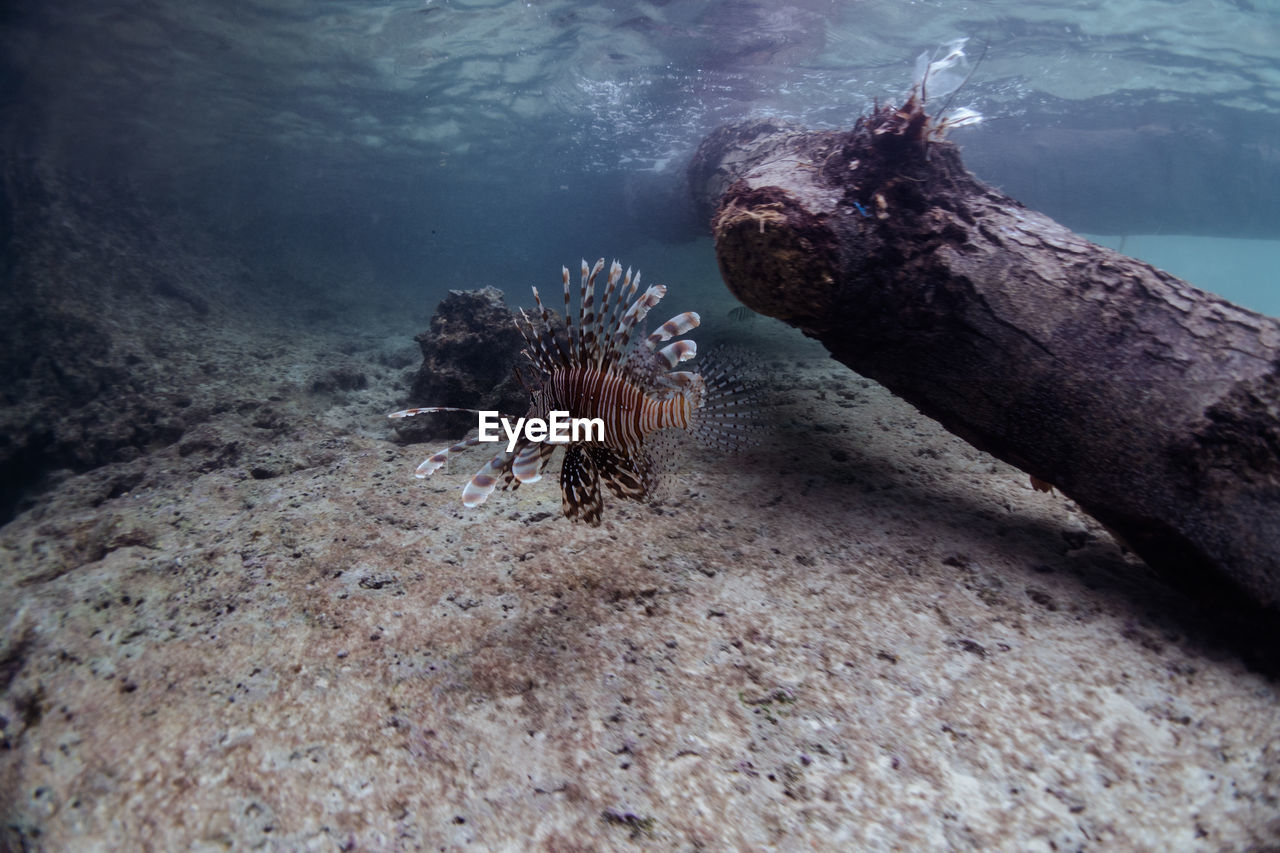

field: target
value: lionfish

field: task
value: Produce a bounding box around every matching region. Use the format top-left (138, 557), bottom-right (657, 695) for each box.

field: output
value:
top-left (388, 258), bottom-right (753, 525)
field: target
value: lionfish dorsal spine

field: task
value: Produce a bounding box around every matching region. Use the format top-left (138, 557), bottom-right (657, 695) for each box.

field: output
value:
top-left (561, 266), bottom-right (575, 363)
top-left (516, 306), bottom-right (550, 372)
top-left (594, 261), bottom-right (623, 368)
top-left (577, 259), bottom-right (592, 361)
top-left (603, 267), bottom-right (640, 368)
top-left (527, 287), bottom-right (569, 370)
top-left (610, 283), bottom-right (666, 363)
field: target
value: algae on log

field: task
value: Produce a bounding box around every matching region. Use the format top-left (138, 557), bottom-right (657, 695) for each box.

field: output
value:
top-left (689, 105), bottom-right (1280, 609)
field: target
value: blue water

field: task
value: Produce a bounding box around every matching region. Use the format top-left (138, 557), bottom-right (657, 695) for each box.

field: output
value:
top-left (1087, 236), bottom-right (1280, 318)
top-left (4, 0), bottom-right (1278, 316)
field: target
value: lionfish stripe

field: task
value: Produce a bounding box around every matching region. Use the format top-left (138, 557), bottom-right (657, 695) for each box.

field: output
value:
top-left (578, 259), bottom-right (591, 359)
top-left (590, 445), bottom-right (648, 500)
top-left (415, 453), bottom-right (449, 478)
top-left (500, 441), bottom-right (557, 491)
top-left (602, 268), bottom-right (640, 367)
top-left (517, 309), bottom-right (552, 372)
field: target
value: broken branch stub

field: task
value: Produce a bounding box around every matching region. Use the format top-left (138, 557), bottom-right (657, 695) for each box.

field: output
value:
top-left (689, 102), bottom-right (1280, 609)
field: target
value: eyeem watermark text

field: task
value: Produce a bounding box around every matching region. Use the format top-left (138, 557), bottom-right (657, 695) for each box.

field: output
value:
top-left (478, 411), bottom-right (604, 452)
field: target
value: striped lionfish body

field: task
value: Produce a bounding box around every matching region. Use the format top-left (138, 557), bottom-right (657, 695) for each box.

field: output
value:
top-left (389, 259), bottom-right (752, 525)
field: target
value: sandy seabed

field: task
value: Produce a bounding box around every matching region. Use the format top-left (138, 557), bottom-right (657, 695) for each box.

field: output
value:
top-left (2, 282), bottom-right (1278, 852)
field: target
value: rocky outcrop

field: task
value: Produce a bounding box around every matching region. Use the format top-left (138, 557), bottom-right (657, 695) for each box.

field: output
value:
top-left (0, 159), bottom-right (235, 524)
top-left (396, 287), bottom-right (529, 441)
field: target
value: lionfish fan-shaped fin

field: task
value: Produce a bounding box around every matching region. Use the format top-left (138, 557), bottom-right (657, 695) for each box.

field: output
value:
top-left (639, 428), bottom-right (685, 503)
top-left (588, 445), bottom-right (650, 502)
top-left (511, 441), bottom-right (544, 484)
top-left (657, 340), bottom-right (697, 368)
top-left (688, 349), bottom-right (763, 451)
top-left (414, 436), bottom-right (485, 478)
top-left (462, 450), bottom-right (514, 508)
top-left (560, 443), bottom-right (604, 525)
top-left (646, 311), bottom-right (700, 347)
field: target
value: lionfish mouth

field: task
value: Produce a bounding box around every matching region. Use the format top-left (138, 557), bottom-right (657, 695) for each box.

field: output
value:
top-left (388, 258), bottom-right (755, 525)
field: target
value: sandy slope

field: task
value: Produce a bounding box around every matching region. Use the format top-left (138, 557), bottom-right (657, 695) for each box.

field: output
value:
top-left (2, 299), bottom-right (1277, 850)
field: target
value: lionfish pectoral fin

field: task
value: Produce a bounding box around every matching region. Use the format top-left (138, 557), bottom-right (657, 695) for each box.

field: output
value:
top-left (687, 350), bottom-right (762, 451)
top-left (646, 311), bottom-right (700, 346)
top-left (414, 436), bottom-right (485, 478)
top-left (560, 443), bottom-right (603, 525)
top-left (657, 340), bottom-right (696, 367)
top-left (512, 442), bottom-right (544, 483)
top-left (462, 450), bottom-right (513, 507)
top-left (416, 453), bottom-right (449, 478)
top-left (389, 406), bottom-right (485, 419)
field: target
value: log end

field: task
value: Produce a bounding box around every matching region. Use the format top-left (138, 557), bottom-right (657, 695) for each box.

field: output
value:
top-left (712, 184), bottom-right (841, 336)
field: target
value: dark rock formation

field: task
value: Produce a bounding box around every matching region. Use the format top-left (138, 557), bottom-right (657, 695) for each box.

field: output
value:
top-left (398, 287), bottom-right (528, 440)
top-left (689, 101), bottom-right (1280, 611)
top-left (0, 158), bottom-right (230, 524)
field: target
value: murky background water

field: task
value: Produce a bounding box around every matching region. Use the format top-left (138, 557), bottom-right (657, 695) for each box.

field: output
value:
top-left (4, 0), bottom-right (1278, 313)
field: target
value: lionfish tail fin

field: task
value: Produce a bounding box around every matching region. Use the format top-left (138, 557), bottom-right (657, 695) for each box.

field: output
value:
top-left (687, 349), bottom-right (762, 451)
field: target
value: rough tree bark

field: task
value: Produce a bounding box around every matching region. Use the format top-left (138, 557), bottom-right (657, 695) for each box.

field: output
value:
top-left (688, 104), bottom-right (1280, 609)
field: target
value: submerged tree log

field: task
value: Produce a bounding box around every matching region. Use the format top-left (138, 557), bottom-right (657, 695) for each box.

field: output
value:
top-left (689, 104), bottom-right (1280, 609)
